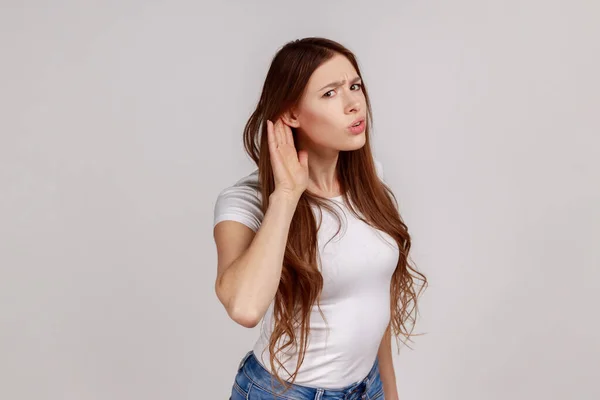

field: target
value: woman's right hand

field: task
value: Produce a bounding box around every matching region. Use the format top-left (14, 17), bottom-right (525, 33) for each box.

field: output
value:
top-left (266, 118), bottom-right (309, 200)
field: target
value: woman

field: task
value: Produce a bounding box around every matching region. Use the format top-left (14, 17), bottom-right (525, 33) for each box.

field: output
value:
top-left (213, 37), bottom-right (427, 400)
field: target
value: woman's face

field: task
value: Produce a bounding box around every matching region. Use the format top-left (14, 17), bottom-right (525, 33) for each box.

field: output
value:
top-left (287, 53), bottom-right (367, 153)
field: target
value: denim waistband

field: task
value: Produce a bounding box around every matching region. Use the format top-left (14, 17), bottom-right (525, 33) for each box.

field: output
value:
top-left (238, 350), bottom-right (380, 400)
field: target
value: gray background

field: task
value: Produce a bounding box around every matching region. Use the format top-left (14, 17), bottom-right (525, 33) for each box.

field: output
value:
top-left (1, 0), bottom-right (599, 399)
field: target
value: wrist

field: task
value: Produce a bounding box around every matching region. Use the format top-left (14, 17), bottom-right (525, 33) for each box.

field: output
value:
top-left (270, 190), bottom-right (302, 205)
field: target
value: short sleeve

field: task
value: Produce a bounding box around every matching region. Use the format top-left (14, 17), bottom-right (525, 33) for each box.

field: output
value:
top-left (213, 170), bottom-right (264, 232)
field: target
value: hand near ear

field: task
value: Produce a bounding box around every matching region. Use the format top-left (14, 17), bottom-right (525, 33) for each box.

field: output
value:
top-left (266, 118), bottom-right (308, 201)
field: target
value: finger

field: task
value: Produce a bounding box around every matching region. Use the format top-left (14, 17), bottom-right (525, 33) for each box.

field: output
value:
top-left (271, 118), bottom-right (280, 146)
top-left (267, 120), bottom-right (284, 173)
top-left (281, 120), bottom-right (294, 145)
top-left (267, 120), bottom-right (278, 153)
top-left (275, 118), bottom-right (286, 146)
top-left (279, 118), bottom-right (291, 145)
top-left (267, 120), bottom-right (275, 146)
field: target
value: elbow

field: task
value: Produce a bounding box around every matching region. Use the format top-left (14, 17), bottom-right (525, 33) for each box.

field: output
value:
top-left (229, 302), bottom-right (260, 328)
top-left (215, 284), bottom-right (260, 328)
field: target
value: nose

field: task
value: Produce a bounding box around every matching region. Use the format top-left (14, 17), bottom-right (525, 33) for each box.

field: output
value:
top-left (345, 97), bottom-right (361, 114)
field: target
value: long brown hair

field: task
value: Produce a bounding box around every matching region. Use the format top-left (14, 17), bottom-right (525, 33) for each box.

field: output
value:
top-left (242, 37), bottom-right (427, 393)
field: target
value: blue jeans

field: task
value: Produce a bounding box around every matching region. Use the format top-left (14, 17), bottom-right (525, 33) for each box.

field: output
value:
top-left (230, 350), bottom-right (385, 399)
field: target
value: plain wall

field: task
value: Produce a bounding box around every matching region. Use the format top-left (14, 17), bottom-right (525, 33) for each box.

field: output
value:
top-left (1, 0), bottom-right (598, 399)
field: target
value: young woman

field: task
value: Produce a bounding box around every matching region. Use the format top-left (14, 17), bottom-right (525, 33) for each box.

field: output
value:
top-left (213, 37), bottom-right (427, 400)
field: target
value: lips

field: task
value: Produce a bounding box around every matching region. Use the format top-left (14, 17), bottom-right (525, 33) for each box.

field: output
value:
top-left (348, 117), bottom-right (365, 128)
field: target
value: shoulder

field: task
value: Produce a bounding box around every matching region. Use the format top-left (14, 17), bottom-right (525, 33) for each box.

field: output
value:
top-left (213, 168), bottom-right (264, 232)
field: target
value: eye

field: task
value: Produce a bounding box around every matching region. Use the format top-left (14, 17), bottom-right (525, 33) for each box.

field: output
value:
top-left (322, 83), bottom-right (363, 98)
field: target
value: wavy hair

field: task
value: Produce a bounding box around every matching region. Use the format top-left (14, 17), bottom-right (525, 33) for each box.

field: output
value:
top-left (242, 37), bottom-right (427, 394)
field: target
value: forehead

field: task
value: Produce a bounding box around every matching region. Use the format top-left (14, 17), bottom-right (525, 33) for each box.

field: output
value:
top-left (306, 54), bottom-right (358, 91)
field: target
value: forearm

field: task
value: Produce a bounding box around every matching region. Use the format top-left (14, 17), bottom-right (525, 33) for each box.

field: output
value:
top-left (377, 323), bottom-right (399, 400)
top-left (219, 191), bottom-right (299, 326)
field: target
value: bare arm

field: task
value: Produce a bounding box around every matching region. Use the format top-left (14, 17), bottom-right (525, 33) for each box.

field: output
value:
top-left (214, 118), bottom-right (308, 328)
top-left (377, 322), bottom-right (400, 399)
top-left (214, 191), bottom-right (299, 327)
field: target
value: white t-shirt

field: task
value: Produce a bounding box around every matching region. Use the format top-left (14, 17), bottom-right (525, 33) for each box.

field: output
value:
top-left (213, 160), bottom-right (399, 388)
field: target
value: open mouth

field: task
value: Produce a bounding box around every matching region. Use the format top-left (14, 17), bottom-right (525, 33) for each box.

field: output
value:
top-left (349, 118), bottom-right (365, 128)
top-left (348, 119), bottom-right (366, 134)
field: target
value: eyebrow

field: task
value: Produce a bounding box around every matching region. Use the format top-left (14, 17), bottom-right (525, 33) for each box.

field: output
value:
top-left (318, 76), bottom-right (362, 92)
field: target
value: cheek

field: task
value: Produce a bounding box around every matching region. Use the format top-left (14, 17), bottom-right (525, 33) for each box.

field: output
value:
top-left (301, 104), bottom-right (338, 131)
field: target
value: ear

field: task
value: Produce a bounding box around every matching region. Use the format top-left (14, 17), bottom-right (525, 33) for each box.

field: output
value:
top-left (281, 109), bottom-right (301, 128)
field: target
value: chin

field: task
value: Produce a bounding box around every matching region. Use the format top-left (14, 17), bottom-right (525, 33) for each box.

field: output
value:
top-left (341, 134), bottom-right (366, 151)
